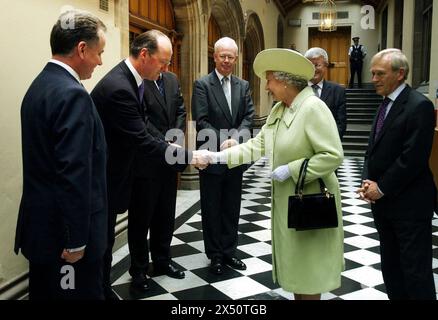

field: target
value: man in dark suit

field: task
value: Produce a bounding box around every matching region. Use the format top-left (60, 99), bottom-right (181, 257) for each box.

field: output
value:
top-left (348, 36), bottom-right (367, 88)
top-left (14, 10), bottom-right (108, 300)
top-left (192, 37), bottom-right (255, 275)
top-left (128, 71), bottom-right (186, 280)
top-left (305, 47), bottom-right (346, 140)
top-left (91, 30), bottom-right (208, 299)
top-left (357, 49), bottom-right (436, 300)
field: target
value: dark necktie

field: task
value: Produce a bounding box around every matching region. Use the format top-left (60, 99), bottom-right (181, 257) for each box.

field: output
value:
top-left (156, 76), bottom-right (165, 97)
top-left (221, 76), bottom-right (232, 114)
top-left (312, 84), bottom-right (320, 97)
top-left (374, 97), bottom-right (391, 140)
top-left (138, 82), bottom-right (145, 104)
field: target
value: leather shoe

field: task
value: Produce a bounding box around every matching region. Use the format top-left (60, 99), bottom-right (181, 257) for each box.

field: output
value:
top-left (209, 257), bottom-right (223, 275)
top-left (154, 263), bottom-right (185, 279)
top-left (130, 273), bottom-right (150, 292)
top-left (104, 289), bottom-right (120, 301)
top-left (225, 257), bottom-right (246, 270)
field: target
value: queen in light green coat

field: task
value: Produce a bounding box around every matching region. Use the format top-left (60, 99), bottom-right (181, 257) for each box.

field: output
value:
top-left (219, 49), bottom-right (344, 300)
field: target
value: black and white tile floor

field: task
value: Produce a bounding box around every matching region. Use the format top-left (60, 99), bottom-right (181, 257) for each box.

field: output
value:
top-left (110, 157), bottom-right (438, 300)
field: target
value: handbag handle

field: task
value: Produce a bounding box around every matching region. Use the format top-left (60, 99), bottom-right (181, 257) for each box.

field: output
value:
top-left (294, 159), bottom-right (330, 197)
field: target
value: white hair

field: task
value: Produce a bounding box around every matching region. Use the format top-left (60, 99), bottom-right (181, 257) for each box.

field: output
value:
top-left (304, 47), bottom-right (329, 63)
top-left (214, 37), bottom-right (238, 55)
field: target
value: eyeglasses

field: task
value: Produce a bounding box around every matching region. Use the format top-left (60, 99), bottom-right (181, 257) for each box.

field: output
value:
top-left (313, 63), bottom-right (327, 69)
top-left (149, 53), bottom-right (171, 66)
top-left (218, 54), bottom-right (236, 62)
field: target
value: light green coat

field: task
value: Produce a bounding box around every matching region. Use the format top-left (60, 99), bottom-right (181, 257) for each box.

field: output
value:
top-left (225, 87), bottom-right (345, 294)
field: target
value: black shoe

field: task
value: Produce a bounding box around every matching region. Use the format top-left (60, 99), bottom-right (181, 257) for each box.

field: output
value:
top-left (209, 257), bottom-right (223, 275)
top-left (154, 263), bottom-right (185, 279)
top-left (104, 289), bottom-right (120, 301)
top-left (224, 257), bottom-right (246, 270)
top-left (130, 273), bottom-right (150, 292)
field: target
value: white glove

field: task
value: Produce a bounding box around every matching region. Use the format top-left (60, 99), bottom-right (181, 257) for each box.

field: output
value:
top-left (271, 164), bottom-right (291, 182)
top-left (209, 151), bottom-right (227, 164)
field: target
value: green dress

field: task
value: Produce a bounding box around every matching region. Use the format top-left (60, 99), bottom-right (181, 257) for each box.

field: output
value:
top-left (224, 87), bottom-right (345, 294)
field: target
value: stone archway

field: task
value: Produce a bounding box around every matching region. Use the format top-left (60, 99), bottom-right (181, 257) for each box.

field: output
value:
top-left (243, 11), bottom-right (265, 122)
top-left (210, 0), bottom-right (245, 77)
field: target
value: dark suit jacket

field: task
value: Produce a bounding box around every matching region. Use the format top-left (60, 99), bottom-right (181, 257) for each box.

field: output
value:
top-left (191, 71), bottom-right (255, 175)
top-left (135, 72), bottom-right (187, 178)
top-left (362, 85), bottom-right (437, 220)
top-left (91, 61), bottom-right (189, 214)
top-left (15, 63), bottom-right (108, 264)
top-left (320, 80), bottom-right (347, 139)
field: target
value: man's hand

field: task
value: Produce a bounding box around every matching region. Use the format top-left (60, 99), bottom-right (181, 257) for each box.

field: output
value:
top-left (363, 179), bottom-right (383, 202)
top-left (356, 181), bottom-right (370, 202)
top-left (61, 249), bottom-right (85, 264)
top-left (356, 180), bottom-right (382, 203)
top-left (191, 150), bottom-right (212, 170)
top-left (220, 139), bottom-right (238, 151)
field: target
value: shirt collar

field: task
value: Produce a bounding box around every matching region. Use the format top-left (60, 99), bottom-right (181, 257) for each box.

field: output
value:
top-left (215, 69), bottom-right (232, 82)
top-left (386, 83), bottom-right (407, 102)
top-left (124, 58), bottom-right (143, 87)
top-left (49, 59), bottom-right (81, 83)
top-left (308, 80), bottom-right (323, 89)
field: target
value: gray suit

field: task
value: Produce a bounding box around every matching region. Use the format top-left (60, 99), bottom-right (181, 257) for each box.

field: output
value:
top-left (192, 71), bottom-right (254, 260)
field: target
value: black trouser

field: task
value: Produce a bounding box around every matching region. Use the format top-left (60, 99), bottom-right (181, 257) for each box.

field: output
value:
top-left (128, 170), bottom-right (178, 276)
top-left (102, 212), bottom-right (117, 297)
top-left (349, 61), bottom-right (363, 88)
top-left (199, 168), bottom-right (243, 260)
top-left (373, 214), bottom-right (436, 300)
top-left (29, 258), bottom-right (103, 300)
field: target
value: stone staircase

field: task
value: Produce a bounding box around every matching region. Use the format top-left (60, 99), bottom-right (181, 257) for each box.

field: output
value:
top-left (342, 86), bottom-right (382, 157)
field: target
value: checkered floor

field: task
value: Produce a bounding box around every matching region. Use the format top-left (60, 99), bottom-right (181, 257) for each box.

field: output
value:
top-left (110, 157), bottom-right (438, 300)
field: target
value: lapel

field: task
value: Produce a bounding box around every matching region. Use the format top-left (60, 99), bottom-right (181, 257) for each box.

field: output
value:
top-left (209, 72), bottom-right (233, 125)
top-left (144, 79), bottom-right (169, 123)
top-left (320, 80), bottom-right (330, 101)
top-left (230, 75), bottom-right (241, 124)
top-left (119, 61), bottom-right (145, 118)
top-left (370, 86), bottom-right (409, 151)
top-left (162, 74), bottom-right (173, 122)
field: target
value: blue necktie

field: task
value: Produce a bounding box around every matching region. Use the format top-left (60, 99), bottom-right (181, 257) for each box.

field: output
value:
top-left (311, 84), bottom-right (319, 97)
top-left (374, 97), bottom-right (391, 140)
top-left (156, 76), bottom-right (165, 97)
top-left (138, 82), bottom-right (145, 104)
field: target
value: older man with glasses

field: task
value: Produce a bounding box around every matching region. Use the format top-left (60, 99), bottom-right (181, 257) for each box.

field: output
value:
top-left (191, 37), bottom-right (255, 275)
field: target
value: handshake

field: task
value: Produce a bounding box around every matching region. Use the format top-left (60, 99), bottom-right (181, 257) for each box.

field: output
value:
top-left (190, 149), bottom-right (224, 170)
top-left (170, 139), bottom-right (237, 170)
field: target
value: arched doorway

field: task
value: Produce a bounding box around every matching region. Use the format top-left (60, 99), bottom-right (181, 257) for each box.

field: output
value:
top-left (243, 12), bottom-right (265, 122)
top-left (209, 0), bottom-right (245, 77)
top-left (208, 15), bottom-right (222, 74)
top-left (129, 0), bottom-right (182, 77)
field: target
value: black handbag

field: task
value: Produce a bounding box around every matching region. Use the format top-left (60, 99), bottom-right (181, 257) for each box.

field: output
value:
top-left (288, 159), bottom-right (338, 231)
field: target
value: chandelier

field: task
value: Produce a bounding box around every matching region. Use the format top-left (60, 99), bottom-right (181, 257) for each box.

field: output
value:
top-left (318, 0), bottom-right (337, 32)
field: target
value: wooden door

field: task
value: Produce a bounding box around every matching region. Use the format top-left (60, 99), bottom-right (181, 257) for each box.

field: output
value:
top-left (309, 27), bottom-right (350, 87)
